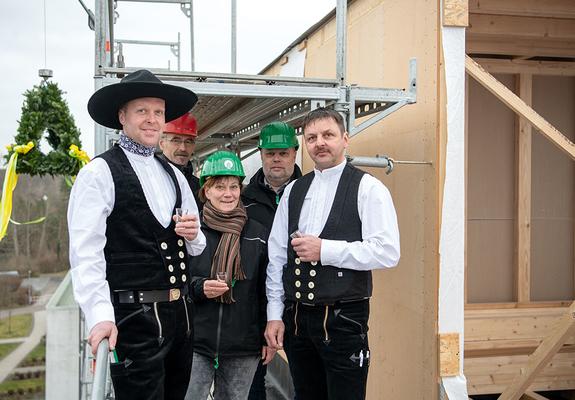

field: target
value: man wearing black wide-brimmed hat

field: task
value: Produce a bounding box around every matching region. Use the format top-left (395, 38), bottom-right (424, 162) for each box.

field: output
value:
top-left (68, 70), bottom-right (206, 400)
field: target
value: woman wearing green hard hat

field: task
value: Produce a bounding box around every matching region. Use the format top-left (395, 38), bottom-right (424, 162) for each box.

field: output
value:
top-left (185, 151), bottom-right (275, 400)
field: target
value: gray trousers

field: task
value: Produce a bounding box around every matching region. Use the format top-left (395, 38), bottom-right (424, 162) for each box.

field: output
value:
top-left (185, 352), bottom-right (260, 400)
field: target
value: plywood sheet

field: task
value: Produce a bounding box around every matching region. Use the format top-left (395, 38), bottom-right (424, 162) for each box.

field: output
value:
top-left (531, 76), bottom-right (575, 301)
top-left (444, 0), bottom-right (469, 27)
top-left (467, 220), bottom-right (515, 302)
top-left (467, 74), bottom-right (516, 303)
top-left (439, 333), bottom-right (461, 376)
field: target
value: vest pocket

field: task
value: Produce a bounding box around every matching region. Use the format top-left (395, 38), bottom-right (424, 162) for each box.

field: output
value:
top-left (116, 305), bottom-right (150, 328)
top-left (109, 251), bottom-right (156, 264)
top-left (332, 301), bottom-right (370, 335)
top-left (110, 360), bottom-right (130, 377)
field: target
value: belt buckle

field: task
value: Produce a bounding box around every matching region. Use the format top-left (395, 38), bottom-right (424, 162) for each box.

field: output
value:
top-left (169, 288), bottom-right (181, 301)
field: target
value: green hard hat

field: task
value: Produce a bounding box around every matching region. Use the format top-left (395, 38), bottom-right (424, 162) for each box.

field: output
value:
top-left (200, 151), bottom-right (246, 186)
top-left (258, 122), bottom-right (299, 149)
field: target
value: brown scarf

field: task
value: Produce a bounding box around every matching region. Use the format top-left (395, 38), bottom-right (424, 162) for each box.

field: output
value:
top-left (202, 200), bottom-right (248, 304)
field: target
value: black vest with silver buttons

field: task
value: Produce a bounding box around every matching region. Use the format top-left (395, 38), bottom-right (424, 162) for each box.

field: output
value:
top-left (284, 163), bottom-right (372, 305)
top-left (100, 145), bottom-right (190, 292)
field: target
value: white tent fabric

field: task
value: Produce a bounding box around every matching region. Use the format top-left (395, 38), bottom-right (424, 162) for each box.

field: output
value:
top-left (439, 25), bottom-right (469, 399)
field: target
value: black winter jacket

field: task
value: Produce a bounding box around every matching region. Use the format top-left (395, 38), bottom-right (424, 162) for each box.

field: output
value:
top-left (241, 165), bottom-right (302, 232)
top-left (190, 218), bottom-right (268, 358)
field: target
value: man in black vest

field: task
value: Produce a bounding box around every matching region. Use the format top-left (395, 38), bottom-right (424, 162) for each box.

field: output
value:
top-left (68, 70), bottom-right (206, 400)
top-left (242, 121), bottom-right (302, 400)
top-left (264, 108), bottom-right (400, 400)
top-left (158, 112), bottom-right (202, 208)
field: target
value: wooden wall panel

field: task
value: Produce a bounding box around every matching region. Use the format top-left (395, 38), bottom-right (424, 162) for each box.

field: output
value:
top-left (466, 352), bottom-right (575, 395)
top-left (464, 306), bottom-right (575, 394)
top-left (467, 221), bottom-right (514, 302)
top-left (531, 76), bottom-right (575, 301)
top-left (467, 74), bottom-right (516, 303)
top-left (302, 0), bottom-right (440, 398)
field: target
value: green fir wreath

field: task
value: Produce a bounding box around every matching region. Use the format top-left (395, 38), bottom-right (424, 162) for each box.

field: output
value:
top-left (4, 81), bottom-right (87, 176)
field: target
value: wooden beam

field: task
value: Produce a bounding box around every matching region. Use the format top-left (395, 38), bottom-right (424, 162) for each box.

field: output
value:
top-left (475, 59), bottom-right (575, 76)
top-left (465, 301), bottom-right (574, 310)
top-left (444, 0), bottom-right (468, 27)
top-left (468, 14), bottom-right (575, 41)
top-left (465, 55), bottom-right (575, 160)
top-left (467, 35), bottom-right (575, 58)
top-left (521, 392), bottom-right (550, 400)
top-left (469, 0), bottom-right (575, 19)
top-left (498, 301), bottom-right (575, 400)
top-left (515, 73), bottom-right (532, 304)
top-left (466, 342), bottom-right (575, 358)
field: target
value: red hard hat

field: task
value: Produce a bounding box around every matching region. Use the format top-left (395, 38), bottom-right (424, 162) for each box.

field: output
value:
top-left (164, 113), bottom-right (198, 137)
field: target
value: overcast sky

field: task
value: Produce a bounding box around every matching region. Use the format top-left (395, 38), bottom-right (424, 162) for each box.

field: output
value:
top-left (0, 0), bottom-right (335, 161)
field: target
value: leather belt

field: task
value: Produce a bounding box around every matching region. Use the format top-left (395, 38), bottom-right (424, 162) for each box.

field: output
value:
top-left (113, 285), bottom-right (189, 304)
top-left (291, 297), bottom-right (369, 307)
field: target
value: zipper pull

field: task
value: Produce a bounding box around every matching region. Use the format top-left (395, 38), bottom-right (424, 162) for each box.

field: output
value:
top-left (213, 355), bottom-right (219, 370)
top-left (275, 194), bottom-right (280, 205)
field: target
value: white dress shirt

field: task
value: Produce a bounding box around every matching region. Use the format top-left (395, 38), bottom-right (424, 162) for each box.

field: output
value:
top-left (266, 160), bottom-right (400, 320)
top-left (68, 147), bottom-right (206, 331)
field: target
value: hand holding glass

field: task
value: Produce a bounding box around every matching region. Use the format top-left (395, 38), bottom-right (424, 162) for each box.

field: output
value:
top-left (175, 208), bottom-right (188, 222)
top-left (216, 272), bottom-right (227, 283)
top-left (290, 230), bottom-right (303, 239)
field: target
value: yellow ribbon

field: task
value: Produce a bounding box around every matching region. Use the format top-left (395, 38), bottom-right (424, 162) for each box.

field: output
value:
top-left (9, 216), bottom-right (46, 225)
top-left (0, 142), bottom-right (34, 241)
top-left (66, 144), bottom-right (90, 187)
top-left (13, 141), bottom-right (35, 155)
top-left (68, 144), bottom-right (90, 165)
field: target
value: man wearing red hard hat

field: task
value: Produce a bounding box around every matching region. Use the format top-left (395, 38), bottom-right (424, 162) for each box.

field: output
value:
top-left (159, 112), bottom-right (202, 208)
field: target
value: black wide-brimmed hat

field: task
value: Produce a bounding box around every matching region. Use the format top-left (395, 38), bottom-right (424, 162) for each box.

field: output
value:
top-left (87, 69), bottom-right (198, 130)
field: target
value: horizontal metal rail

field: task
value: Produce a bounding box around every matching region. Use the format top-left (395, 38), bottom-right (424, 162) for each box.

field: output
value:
top-left (115, 39), bottom-right (178, 47)
top-left (100, 67), bottom-right (339, 86)
top-left (116, 0), bottom-right (191, 3)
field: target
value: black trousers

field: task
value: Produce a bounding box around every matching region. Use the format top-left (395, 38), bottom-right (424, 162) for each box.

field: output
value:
top-left (248, 360), bottom-right (267, 400)
top-left (283, 300), bottom-right (370, 400)
top-left (110, 297), bottom-right (193, 400)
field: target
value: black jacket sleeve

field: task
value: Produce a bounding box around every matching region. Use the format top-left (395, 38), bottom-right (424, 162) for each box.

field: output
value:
top-left (190, 276), bottom-right (208, 302)
top-left (257, 229), bottom-right (270, 340)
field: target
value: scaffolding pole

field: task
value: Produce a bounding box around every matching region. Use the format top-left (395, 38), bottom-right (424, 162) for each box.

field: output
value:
top-left (231, 0), bottom-right (237, 73)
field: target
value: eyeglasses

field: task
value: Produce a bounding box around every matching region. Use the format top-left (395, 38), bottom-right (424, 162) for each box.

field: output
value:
top-left (167, 137), bottom-right (195, 146)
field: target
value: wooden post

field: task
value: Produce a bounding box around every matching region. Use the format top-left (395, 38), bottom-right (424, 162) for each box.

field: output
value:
top-left (515, 73), bottom-right (532, 304)
top-left (498, 301), bottom-right (575, 400)
top-left (465, 56), bottom-right (575, 161)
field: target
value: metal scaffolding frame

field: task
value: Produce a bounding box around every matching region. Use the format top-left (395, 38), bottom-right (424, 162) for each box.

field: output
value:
top-left (84, 1), bottom-right (419, 397)
top-left (92, 0), bottom-right (417, 163)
